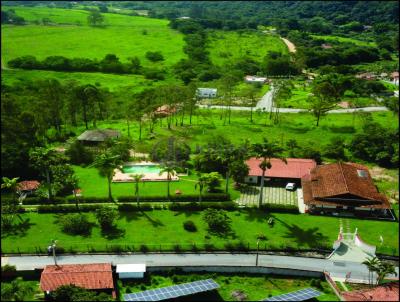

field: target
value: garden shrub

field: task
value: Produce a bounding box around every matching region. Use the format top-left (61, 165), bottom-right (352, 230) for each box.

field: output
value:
top-left (173, 244), bottom-right (181, 253)
top-left (139, 244), bottom-right (149, 253)
top-left (95, 206), bottom-right (118, 230)
top-left (59, 213), bottom-right (92, 235)
top-left (183, 220), bottom-right (197, 232)
top-left (203, 208), bottom-right (232, 234)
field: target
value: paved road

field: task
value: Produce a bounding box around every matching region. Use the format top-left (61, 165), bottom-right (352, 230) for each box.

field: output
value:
top-left (255, 85), bottom-right (274, 110)
top-left (2, 253), bottom-right (398, 283)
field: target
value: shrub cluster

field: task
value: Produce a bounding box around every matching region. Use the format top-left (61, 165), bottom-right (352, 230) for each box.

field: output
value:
top-left (37, 204), bottom-right (103, 213)
top-left (7, 54), bottom-right (166, 79)
top-left (169, 202), bottom-right (237, 211)
top-left (60, 214), bottom-right (92, 235)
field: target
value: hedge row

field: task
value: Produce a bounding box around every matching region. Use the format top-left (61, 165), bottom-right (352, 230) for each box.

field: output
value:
top-left (259, 204), bottom-right (299, 213)
top-left (12, 193), bottom-right (230, 205)
top-left (35, 202), bottom-right (238, 213)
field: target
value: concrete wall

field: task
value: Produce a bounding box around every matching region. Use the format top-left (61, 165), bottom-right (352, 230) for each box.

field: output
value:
top-left (118, 272), bottom-right (144, 279)
top-left (147, 266), bottom-right (322, 278)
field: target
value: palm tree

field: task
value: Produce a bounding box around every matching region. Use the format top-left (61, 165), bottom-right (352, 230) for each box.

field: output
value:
top-left (159, 162), bottom-right (177, 200)
top-left (251, 138), bottom-right (286, 207)
top-left (1, 177), bottom-right (19, 204)
top-left (91, 151), bottom-right (122, 202)
top-left (362, 256), bottom-right (381, 286)
top-left (130, 173), bottom-right (144, 206)
top-left (1, 177), bottom-right (21, 230)
top-left (376, 261), bottom-right (398, 285)
top-left (195, 174), bottom-right (209, 203)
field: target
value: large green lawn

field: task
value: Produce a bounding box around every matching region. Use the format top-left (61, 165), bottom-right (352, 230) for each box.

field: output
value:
top-left (118, 272), bottom-right (338, 301)
top-left (72, 165), bottom-right (240, 200)
top-left (2, 209), bottom-right (398, 255)
top-left (310, 34), bottom-right (376, 47)
top-left (208, 30), bottom-right (288, 66)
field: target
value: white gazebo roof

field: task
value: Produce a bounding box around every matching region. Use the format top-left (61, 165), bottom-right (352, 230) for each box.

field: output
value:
top-left (116, 264), bottom-right (146, 273)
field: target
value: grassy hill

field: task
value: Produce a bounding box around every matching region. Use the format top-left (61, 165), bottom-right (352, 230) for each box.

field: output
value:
top-left (1, 6), bottom-right (186, 66)
top-left (208, 30), bottom-right (288, 66)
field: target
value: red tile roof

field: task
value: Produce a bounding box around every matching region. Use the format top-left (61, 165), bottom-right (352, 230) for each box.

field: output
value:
top-left (302, 162), bottom-right (390, 209)
top-left (246, 158), bottom-right (316, 179)
top-left (17, 180), bottom-right (40, 191)
top-left (342, 281), bottom-right (399, 301)
top-left (40, 263), bottom-right (114, 292)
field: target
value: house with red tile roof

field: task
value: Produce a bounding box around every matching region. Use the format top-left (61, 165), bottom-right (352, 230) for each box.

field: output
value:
top-left (16, 180), bottom-right (40, 195)
top-left (342, 281), bottom-right (399, 301)
top-left (40, 263), bottom-right (115, 298)
top-left (245, 158), bottom-right (316, 185)
top-left (301, 162), bottom-right (392, 218)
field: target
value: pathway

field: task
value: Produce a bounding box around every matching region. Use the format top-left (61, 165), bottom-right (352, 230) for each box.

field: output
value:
top-left (281, 37), bottom-right (296, 53)
top-left (235, 186), bottom-right (297, 207)
top-left (2, 253), bottom-right (398, 284)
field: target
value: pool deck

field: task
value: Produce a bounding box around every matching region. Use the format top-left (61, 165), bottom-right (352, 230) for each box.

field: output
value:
top-left (113, 162), bottom-right (179, 182)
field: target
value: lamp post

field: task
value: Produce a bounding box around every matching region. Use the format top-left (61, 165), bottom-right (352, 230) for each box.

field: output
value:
top-left (51, 239), bottom-right (57, 266)
top-left (256, 239), bottom-right (260, 267)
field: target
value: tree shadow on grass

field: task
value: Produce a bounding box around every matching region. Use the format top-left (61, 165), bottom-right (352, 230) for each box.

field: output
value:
top-left (101, 225), bottom-right (126, 240)
top-left (274, 216), bottom-right (329, 247)
top-left (242, 208), bottom-right (270, 223)
top-left (1, 217), bottom-right (36, 238)
top-left (118, 211), bottom-right (142, 222)
top-left (141, 211), bottom-right (165, 227)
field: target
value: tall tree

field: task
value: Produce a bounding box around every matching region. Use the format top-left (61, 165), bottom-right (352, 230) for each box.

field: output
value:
top-left (130, 173), bottom-right (144, 206)
top-left (271, 80), bottom-right (293, 124)
top-left (159, 162), bottom-right (177, 200)
top-left (91, 151), bottom-right (122, 201)
top-left (241, 84), bottom-right (259, 123)
top-left (251, 138), bottom-right (286, 207)
top-left (195, 173), bottom-right (208, 203)
top-left (29, 147), bottom-right (65, 200)
top-left (39, 79), bottom-right (64, 135)
top-left (308, 80), bottom-right (338, 127)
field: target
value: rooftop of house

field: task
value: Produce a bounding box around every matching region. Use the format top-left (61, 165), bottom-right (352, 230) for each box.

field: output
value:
top-left (245, 75), bottom-right (267, 82)
top-left (302, 162), bottom-right (389, 208)
top-left (17, 180), bottom-right (40, 191)
top-left (342, 281), bottom-right (399, 301)
top-left (40, 263), bottom-right (114, 292)
top-left (77, 129), bottom-right (120, 142)
top-left (197, 88), bottom-right (217, 93)
top-left (246, 158), bottom-right (316, 179)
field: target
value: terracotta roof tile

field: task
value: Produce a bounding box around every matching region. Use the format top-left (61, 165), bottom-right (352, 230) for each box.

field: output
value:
top-left (302, 163), bottom-right (390, 209)
top-left (246, 158), bottom-right (316, 179)
top-left (17, 180), bottom-right (40, 191)
top-left (40, 263), bottom-right (114, 292)
top-left (342, 281), bottom-right (399, 301)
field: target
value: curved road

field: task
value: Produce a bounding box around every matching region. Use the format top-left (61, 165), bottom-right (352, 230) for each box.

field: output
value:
top-left (2, 253), bottom-right (398, 283)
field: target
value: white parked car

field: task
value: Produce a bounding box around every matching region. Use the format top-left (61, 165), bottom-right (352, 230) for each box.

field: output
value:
top-left (285, 183), bottom-right (296, 191)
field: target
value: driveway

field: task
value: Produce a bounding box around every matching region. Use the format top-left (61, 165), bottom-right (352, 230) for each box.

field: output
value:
top-left (236, 185), bottom-right (297, 207)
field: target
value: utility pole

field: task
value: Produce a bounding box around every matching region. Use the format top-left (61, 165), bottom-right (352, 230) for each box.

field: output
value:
top-left (256, 240), bottom-right (260, 267)
top-left (51, 239), bottom-right (58, 266)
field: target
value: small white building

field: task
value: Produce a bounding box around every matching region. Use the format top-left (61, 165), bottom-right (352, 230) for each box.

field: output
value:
top-left (245, 75), bottom-right (267, 84)
top-left (116, 264), bottom-right (146, 279)
top-left (197, 88), bottom-right (217, 98)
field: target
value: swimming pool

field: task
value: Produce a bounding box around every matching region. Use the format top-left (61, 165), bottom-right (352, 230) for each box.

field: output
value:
top-left (122, 164), bottom-right (161, 174)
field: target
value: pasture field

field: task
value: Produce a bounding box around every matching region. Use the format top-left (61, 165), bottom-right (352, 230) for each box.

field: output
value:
top-left (118, 273), bottom-right (338, 301)
top-left (63, 111), bottom-right (396, 152)
top-left (2, 209), bottom-right (398, 255)
top-left (1, 6), bottom-right (186, 66)
top-left (207, 30), bottom-right (288, 66)
top-left (310, 34), bottom-right (377, 47)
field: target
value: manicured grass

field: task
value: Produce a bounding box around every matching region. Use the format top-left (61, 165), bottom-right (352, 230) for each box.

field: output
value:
top-left (310, 34), bottom-right (376, 47)
top-left (2, 209), bottom-right (398, 255)
top-left (117, 272), bottom-right (338, 301)
top-left (72, 165), bottom-right (240, 200)
top-left (208, 30), bottom-right (288, 66)
top-left (1, 7), bottom-right (186, 67)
